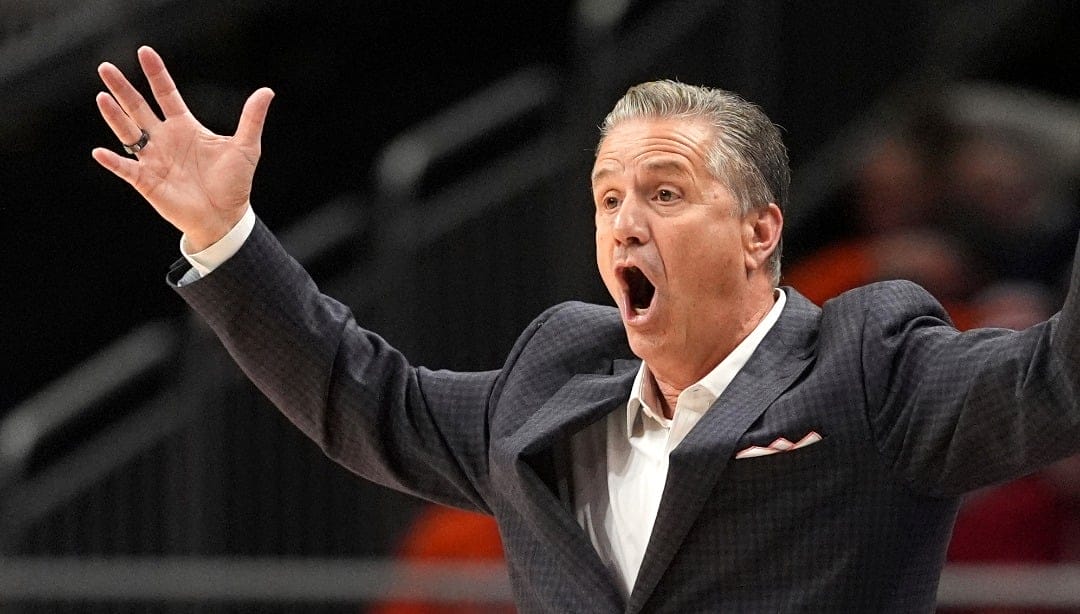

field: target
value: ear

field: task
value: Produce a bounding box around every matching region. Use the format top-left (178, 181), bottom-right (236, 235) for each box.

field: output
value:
top-left (743, 203), bottom-right (783, 274)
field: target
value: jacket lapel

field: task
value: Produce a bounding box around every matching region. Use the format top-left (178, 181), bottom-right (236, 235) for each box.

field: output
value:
top-left (513, 359), bottom-right (639, 458)
top-left (626, 290), bottom-right (819, 612)
top-left (505, 358), bottom-right (640, 610)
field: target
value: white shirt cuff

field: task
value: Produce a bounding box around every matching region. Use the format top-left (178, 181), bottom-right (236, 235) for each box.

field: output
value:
top-left (179, 205), bottom-right (257, 279)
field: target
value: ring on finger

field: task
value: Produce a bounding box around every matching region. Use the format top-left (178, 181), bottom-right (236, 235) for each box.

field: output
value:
top-left (123, 129), bottom-right (150, 155)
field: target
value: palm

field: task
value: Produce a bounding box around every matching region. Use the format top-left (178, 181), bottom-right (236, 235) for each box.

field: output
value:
top-left (138, 119), bottom-right (255, 222)
top-left (93, 46), bottom-right (274, 250)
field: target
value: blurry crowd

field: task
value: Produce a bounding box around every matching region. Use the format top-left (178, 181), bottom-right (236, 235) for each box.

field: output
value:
top-left (787, 110), bottom-right (1077, 332)
top-left (371, 89), bottom-right (1080, 614)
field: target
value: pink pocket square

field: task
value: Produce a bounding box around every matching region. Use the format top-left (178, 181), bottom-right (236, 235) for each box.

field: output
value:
top-left (735, 431), bottom-right (823, 459)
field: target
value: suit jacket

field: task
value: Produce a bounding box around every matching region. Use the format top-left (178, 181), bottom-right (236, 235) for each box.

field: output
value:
top-left (172, 219), bottom-right (1080, 613)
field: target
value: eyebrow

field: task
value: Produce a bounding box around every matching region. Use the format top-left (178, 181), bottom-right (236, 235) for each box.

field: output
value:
top-left (590, 167), bottom-right (617, 186)
top-left (642, 159), bottom-right (693, 178)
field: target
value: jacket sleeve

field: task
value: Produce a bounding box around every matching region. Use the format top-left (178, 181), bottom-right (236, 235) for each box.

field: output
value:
top-left (172, 217), bottom-right (513, 513)
top-left (856, 239), bottom-right (1080, 497)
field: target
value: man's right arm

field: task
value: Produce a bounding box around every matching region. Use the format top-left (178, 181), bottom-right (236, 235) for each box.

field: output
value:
top-left (94, 47), bottom-right (499, 512)
top-left (173, 215), bottom-right (498, 512)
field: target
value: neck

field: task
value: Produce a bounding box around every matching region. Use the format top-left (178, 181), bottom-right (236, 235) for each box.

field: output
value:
top-left (645, 373), bottom-right (681, 420)
top-left (644, 287), bottom-right (777, 420)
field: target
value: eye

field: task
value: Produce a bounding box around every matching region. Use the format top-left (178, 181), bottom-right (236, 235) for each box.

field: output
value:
top-left (656, 189), bottom-right (679, 203)
top-left (601, 195), bottom-right (620, 210)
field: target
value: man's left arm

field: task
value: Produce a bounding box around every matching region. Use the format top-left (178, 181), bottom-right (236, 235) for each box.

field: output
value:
top-left (860, 239), bottom-right (1080, 496)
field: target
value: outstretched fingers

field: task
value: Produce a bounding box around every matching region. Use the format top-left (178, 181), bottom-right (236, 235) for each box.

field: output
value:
top-left (96, 92), bottom-right (145, 149)
top-left (234, 87), bottom-right (275, 148)
top-left (137, 46), bottom-right (191, 119)
top-left (97, 61), bottom-right (160, 130)
top-left (91, 147), bottom-right (144, 189)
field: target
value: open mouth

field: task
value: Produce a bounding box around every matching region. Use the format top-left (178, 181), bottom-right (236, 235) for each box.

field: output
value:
top-left (621, 266), bottom-right (656, 313)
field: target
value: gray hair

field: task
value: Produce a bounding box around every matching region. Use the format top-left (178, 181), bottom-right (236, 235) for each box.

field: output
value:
top-left (598, 80), bottom-right (789, 284)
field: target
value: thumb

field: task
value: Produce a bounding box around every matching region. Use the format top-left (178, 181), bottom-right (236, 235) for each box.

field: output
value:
top-left (234, 87), bottom-right (275, 148)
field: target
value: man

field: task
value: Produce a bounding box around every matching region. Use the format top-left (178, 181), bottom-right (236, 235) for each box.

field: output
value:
top-left (94, 47), bottom-right (1080, 612)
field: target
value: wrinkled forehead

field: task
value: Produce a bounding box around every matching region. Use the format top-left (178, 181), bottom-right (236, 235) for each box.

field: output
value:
top-left (591, 117), bottom-right (716, 181)
top-left (595, 115), bottom-right (713, 149)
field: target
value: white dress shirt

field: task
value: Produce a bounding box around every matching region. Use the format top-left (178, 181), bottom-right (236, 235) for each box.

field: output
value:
top-left (570, 290), bottom-right (786, 598)
top-left (181, 209), bottom-right (787, 599)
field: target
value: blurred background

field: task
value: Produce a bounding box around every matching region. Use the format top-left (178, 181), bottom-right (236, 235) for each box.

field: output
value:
top-left (1, 0), bottom-right (1079, 611)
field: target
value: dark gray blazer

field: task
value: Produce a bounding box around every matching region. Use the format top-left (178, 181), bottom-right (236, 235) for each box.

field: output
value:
top-left (172, 219), bottom-right (1080, 613)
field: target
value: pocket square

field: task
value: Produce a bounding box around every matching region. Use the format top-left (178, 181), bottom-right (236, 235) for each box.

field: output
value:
top-left (735, 431), bottom-right (823, 459)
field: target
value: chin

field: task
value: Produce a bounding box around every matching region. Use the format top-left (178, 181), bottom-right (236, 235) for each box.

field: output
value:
top-left (623, 329), bottom-right (662, 364)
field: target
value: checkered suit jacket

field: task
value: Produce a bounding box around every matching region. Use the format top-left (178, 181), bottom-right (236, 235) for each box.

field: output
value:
top-left (172, 219), bottom-right (1080, 613)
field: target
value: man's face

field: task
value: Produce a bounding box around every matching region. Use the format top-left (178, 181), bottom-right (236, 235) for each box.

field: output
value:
top-left (592, 117), bottom-right (759, 375)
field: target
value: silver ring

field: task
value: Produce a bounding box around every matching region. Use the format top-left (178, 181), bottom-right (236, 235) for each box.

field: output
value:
top-left (123, 129), bottom-right (150, 155)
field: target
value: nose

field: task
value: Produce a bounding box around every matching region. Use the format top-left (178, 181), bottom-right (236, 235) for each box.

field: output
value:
top-left (611, 194), bottom-right (650, 246)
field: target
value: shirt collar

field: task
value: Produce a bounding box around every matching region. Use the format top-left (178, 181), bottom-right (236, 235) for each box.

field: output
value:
top-left (626, 289), bottom-right (788, 437)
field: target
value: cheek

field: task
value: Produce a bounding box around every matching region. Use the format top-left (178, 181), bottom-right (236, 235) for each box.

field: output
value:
top-left (670, 231), bottom-right (743, 292)
top-left (595, 228), bottom-right (616, 289)
top-left (595, 220), bottom-right (618, 257)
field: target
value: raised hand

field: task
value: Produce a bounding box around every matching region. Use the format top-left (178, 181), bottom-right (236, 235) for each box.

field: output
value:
top-left (92, 46), bottom-right (274, 251)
